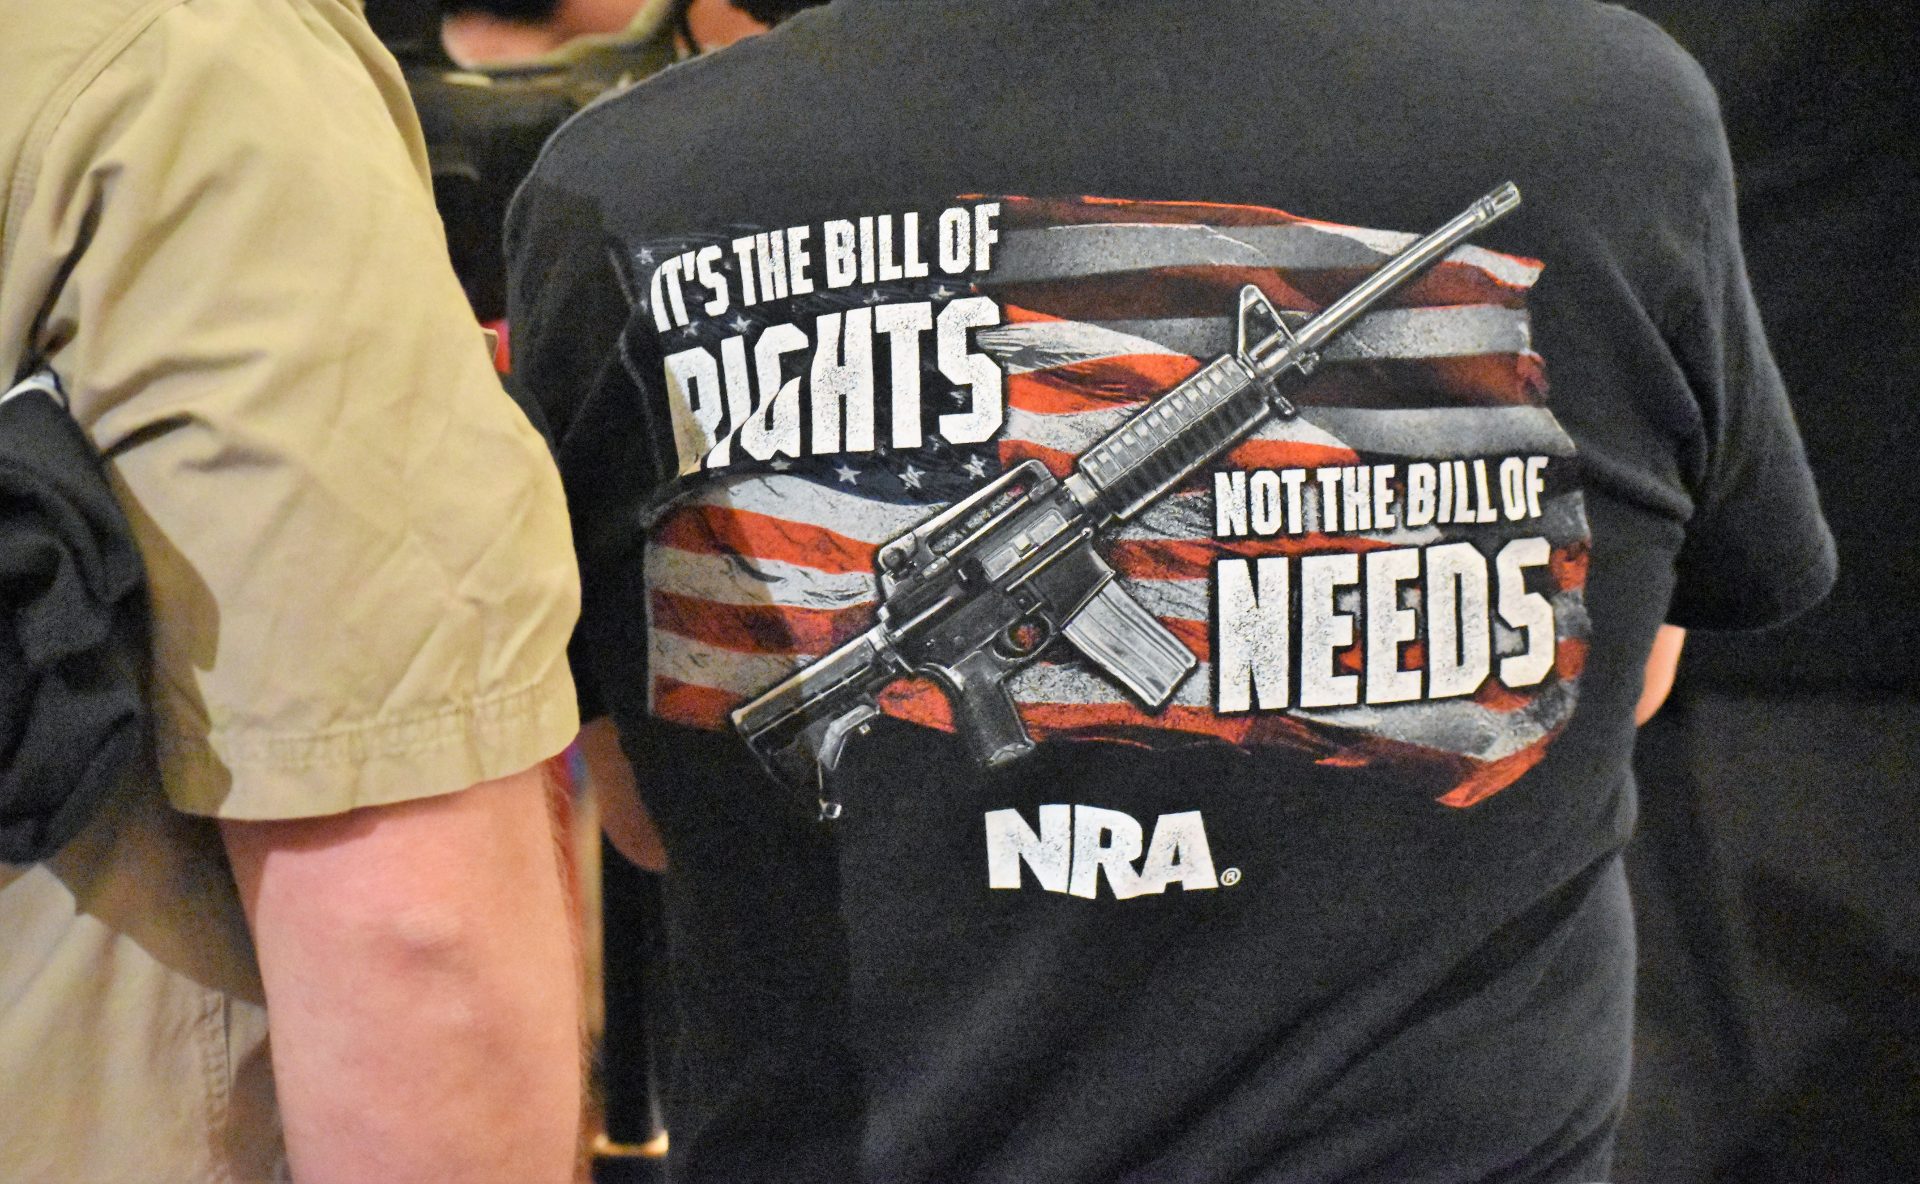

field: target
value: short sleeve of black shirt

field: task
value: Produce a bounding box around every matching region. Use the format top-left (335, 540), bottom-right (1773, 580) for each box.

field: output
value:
top-left (1660, 80), bottom-right (1835, 631)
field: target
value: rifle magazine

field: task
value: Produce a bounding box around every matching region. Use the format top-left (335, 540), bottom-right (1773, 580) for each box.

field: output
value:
top-left (1061, 582), bottom-right (1198, 710)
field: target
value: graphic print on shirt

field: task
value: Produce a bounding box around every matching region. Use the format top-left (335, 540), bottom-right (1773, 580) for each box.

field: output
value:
top-left (627, 191), bottom-right (1589, 810)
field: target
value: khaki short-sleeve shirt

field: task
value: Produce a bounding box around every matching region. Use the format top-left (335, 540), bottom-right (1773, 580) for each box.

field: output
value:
top-left (0, 0), bottom-right (581, 1178)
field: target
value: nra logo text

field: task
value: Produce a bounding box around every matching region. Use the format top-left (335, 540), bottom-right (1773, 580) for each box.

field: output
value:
top-left (984, 806), bottom-right (1219, 900)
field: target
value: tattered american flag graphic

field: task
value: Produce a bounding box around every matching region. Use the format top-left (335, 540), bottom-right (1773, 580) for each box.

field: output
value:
top-left (640, 195), bottom-right (1589, 808)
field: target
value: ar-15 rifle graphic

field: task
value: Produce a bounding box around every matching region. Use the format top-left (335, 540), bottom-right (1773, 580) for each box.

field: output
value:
top-left (733, 184), bottom-right (1523, 812)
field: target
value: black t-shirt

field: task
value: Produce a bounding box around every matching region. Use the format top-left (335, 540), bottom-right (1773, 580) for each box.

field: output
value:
top-left (506, 2), bottom-right (1834, 1180)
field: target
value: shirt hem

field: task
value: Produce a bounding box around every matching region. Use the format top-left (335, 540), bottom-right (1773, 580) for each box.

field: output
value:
top-left (160, 661), bottom-right (582, 819)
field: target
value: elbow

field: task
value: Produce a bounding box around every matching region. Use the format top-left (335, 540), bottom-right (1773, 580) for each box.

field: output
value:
top-left (376, 900), bottom-right (490, 974)
top-left (351, 896), bottom-right (557, 1021)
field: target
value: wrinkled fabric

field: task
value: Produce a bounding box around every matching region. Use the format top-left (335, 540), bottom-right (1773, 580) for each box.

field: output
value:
top-left (0, 0), bottom-right (581, 1178)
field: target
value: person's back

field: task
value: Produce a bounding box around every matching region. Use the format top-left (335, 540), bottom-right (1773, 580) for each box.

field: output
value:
top-left (509, 2), bottom-right (1833, 1179)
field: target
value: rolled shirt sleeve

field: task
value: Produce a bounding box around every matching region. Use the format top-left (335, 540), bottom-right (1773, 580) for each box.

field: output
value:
top-left (6, 0), bottom-right (580, 818)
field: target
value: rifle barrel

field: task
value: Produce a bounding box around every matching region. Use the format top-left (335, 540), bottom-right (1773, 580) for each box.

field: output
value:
top-left (1075, 184), bottom-right (1521, 523)
top-left (1252, 182), bottom-right (1521, 374)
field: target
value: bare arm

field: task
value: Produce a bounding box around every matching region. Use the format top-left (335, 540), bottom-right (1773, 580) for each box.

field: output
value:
top-left (579, 716), bottom-right (667, 873)
top-left (1636, 624), bottom-right (1687, 725)
top-left (222, 764), bottom-right (582, 1184)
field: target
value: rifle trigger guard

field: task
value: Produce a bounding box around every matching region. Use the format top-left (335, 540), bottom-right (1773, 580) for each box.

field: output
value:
top-left (995, 615), bottom-right (1054, 659)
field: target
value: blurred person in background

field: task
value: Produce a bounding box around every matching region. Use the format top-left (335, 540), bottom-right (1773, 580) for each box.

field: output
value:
top-left (442, 0), bottom-right (662, 66)
top-left (373, 0), bottom-right (792, 328)
top-left (440, 0), bottom-right (777, 68)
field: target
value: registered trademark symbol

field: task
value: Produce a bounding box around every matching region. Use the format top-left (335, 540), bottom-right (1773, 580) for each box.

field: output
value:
top-left (1220, 868), bottom-right (1242, 887)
